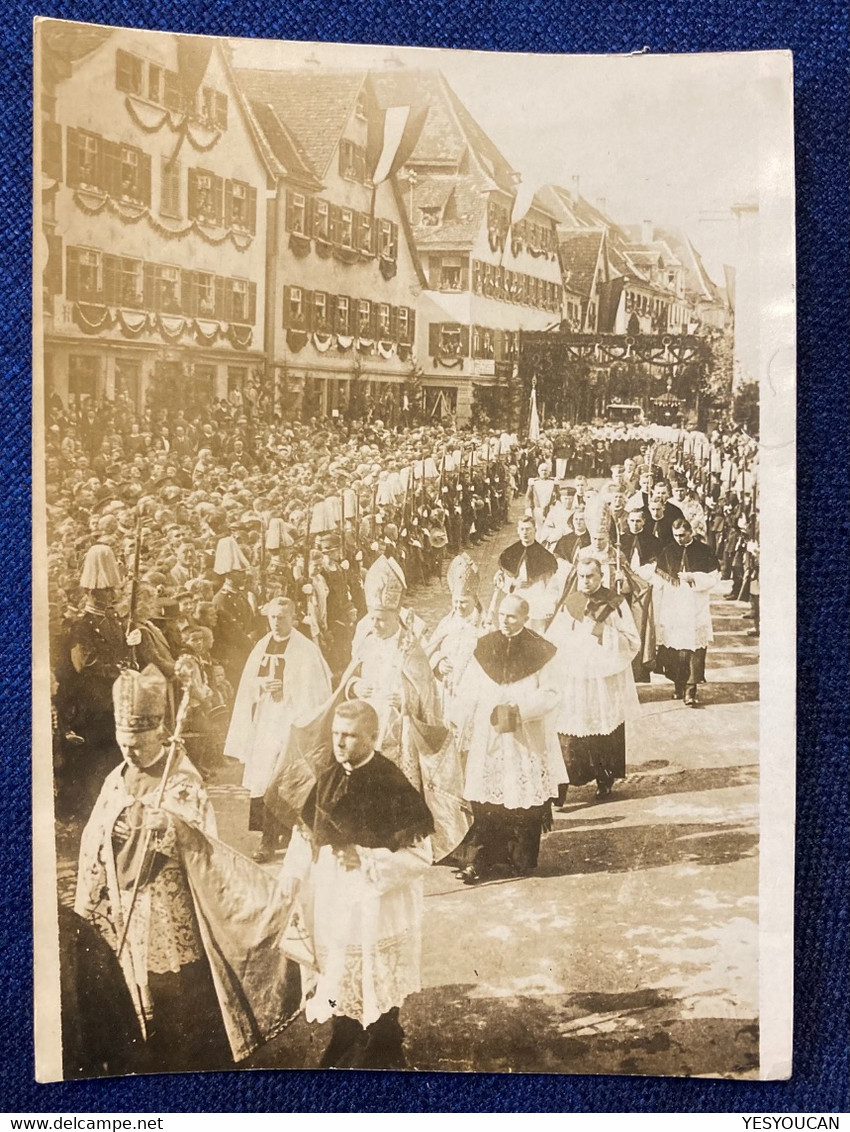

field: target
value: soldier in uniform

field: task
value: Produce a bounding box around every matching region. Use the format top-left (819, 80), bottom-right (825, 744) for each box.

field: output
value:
top-left (315, 530), bottom-right (357, 680)
top-left (55, 543), bottom-right (129, 816)
top-left (211, 535), bottom-right (260, 692)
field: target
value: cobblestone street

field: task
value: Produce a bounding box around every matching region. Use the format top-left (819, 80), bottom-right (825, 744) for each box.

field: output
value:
top-left (54, 495), bottom-right (760, 1078)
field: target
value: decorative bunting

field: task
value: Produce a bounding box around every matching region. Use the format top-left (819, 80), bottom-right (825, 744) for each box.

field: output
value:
top-left (71, 188), bottom-right (253, 250)
top-left (289, 232), bottom-right (312, 258)
top-left (379, 256), bottom-right (398, 281)
top-left (124, 96), bottom-right (222, 152)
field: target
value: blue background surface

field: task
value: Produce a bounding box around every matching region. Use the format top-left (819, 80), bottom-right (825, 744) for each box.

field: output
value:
top-left (4, 0), bottom-right (848, 1113)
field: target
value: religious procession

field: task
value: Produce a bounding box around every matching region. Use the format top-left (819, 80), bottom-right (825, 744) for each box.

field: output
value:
top-left (46, 387), bottom-right (760, 1077)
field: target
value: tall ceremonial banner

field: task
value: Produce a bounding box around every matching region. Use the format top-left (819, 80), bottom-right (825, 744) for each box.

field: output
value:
top-left (31, 18), bottom-right (796, 1091)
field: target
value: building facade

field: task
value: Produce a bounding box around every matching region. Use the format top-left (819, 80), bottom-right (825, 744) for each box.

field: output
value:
top-left (40, 24), bottom-right (269, 414)
top-left (370, 71), bottom-right (564, 425)
top-left (235, 69), bottom-right (427, 422)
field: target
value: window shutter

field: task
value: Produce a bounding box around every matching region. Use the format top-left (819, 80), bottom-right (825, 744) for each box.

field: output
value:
top-left (188, 168), bottom-right (199, 219)
top-left (164, 69), bottom-right (181, 112)
top-left (390, 222), bottom-right (399, 259)
top-left (247, 186), bottom-right (258, 235)
top-left (389, 305), bottom-right (399, 342)
top-left (247, 282), bottom-right (257, 325)
top-left (140, 151), bottom-right (152, 207)
top-left (212, 174), bottom-right (224, 226)
top-left (224, 181), bottom-right (233, 228)
top-left (368, 303), bottom-right (378, 339)
top-left (329, 205), bottom-right (341, 245)
top-left (181, 269), bottom-right (197, 316)
top-left (66, 127), bottom-right (80, 187)
top-left (102, 254), bottom-right (119, 305)
top-left (141, 262), bottom-right (155, 310)
top-left (429, 255), bottom-right (442, 290)
top-left (66, 247), bottom-right (80, 301)
top-left (302, 290), bottom-right (313, 332)
top-left (160, 157), bottom-right (180, 218)
top-left (408, 309), bottom-right (416, 345)
top-left (42, 122), bottom-right (62, 181)
top-left (325, 292), bottom-right (336, 330)
top-left (460, 325), bottom-right (470, 356)
top-left (45, 234), bottom-right (62, 294)
top-left (215, 275), bottom-right (226, 320)
top-left (494, 329), bottom-right (505, 362)
top-left (460, 261), bottom-right (470, 291)
top-left (332, 295), bottom-right (344, 334)
top-left (103, 140), bottom-right (121, 198)
top-left (429, 322), bottom-right (440, 356)
top-left (285, 190), bottom-right (295, 232)
top-left (282, 285), bottom-right (292, 328)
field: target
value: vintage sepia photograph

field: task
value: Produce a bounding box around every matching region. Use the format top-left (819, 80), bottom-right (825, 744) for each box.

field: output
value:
top-left (32, 20), bottom-right (795, 1084)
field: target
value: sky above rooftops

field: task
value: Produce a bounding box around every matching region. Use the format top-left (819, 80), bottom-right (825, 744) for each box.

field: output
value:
top-left (231, 38), bottom-right (779, 281)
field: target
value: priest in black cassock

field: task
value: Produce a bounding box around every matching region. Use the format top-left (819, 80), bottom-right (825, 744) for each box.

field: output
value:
top-left (450, 595), bottom-right (565, 884)
top-left (652, 519), bottom-right (721, 706)
top-left (494, 515), bottom-right (560, 632)
top-left (279, 699), bottom-right (434, 1069)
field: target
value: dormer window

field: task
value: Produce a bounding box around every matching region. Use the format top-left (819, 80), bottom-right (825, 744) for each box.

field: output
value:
top-left (420, 206), bottom-right (441, 227)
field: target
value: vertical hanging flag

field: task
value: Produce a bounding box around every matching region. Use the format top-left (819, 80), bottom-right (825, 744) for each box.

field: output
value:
top-left (367, 102), bottom-right (429, 186)
top-left (176, 35), bottom-right (213, 110)
top-left (528, 379), bottom-right (541, 441)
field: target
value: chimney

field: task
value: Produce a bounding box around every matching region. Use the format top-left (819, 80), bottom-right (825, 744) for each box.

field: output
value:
top-left (641, 219), bottom-right (653, 244)
top-left (570, 175), bottom-right (580, 205)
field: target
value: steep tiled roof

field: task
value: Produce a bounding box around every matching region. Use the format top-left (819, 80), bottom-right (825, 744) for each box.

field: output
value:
top-left (558, 230), bottom-right (605, 299)
top-left (409, 173), bottom-right (487, 249)
top-left (441, 79), bottom-right (518, 193)
top-left (235, 69), bottom-right (366, 178)
top-left (40, 19), bottom-right (113, 86)
top-left (246, 98), bottom-right (321, 186)
top-left (370, 70), bottom-right (465, 169)
top-left (371, 69), bottom-right (517, 193)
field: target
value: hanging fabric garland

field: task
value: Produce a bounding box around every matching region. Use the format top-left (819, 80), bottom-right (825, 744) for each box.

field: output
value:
top-left (436, 355), bottom-right (464, 369)
top-left (288, 232), bottom-right (312, 258)
top-left (336, 335), bottom-right (354, 352)
top-left (72, 188), bottom-right (252, 249)
top-left (157, 313), bottom-right (187, 342)
top-left (377, 340), bottom-right (396, 359)
top-left (357, 337), bottom-right (375, 355)
top-left (73, 303), bottom-right (114, 333)
top-left (313, 332), bottom-right (334, 353)
top-left (114, 309), bottom-right (151, 338)
top-left (73, 188), bottom-right (109, 215)
top-left (286, 329), bottom-right (309, 353)
top-left (378, 256), bottom-right (398, 281)
top-left (227, 324), bottom-right (253, 350)
top-left (314, 239), bottom-right (333, 259)
top-left (184, 121), bottom-right (222, 153)
top-left (193, 319), bottom-right (221, 346)
top-left (333, 245), bottom-right (360, 266)
top-left (124, 96), bottom-right (170, 134)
